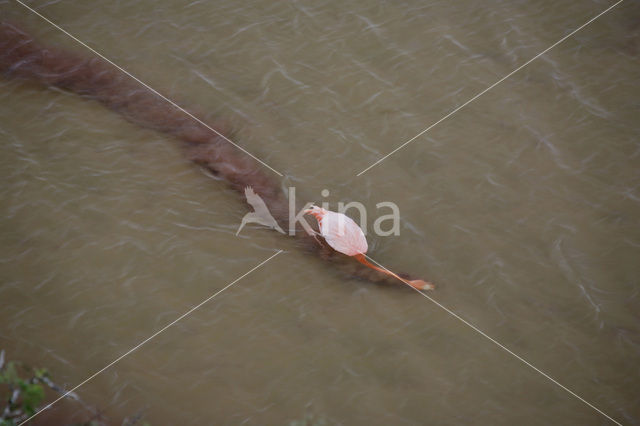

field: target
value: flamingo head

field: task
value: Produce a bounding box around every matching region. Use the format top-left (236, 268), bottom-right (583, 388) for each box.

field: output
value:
top-left (304, 205), bottom-right (326, 222)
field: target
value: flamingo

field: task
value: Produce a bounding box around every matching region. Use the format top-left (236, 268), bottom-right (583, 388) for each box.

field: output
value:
top-left (305, 205), bottom-right (434, 290)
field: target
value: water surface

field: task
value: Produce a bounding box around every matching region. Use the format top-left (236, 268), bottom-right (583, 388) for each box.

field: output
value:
top-left (1, 0), bottom-right (639, 424)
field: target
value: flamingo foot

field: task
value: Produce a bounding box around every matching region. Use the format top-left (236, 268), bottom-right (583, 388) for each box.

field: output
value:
top-left (408, 279), bottom-right (435, 291)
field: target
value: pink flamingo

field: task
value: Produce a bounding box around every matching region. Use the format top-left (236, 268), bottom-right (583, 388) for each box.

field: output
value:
top-left (305, 205), bottom-right (434, 290)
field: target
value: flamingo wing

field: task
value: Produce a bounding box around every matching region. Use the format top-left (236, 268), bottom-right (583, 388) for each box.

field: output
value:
top-left (320, 211), bottom-right (368, 256)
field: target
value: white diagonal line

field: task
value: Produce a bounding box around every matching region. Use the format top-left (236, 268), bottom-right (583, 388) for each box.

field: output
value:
top-left (363, 254), bottom-right (622, 425)
top-left (356, 0), bottom-right (624, 176)
top-left (13, 0), bottom-right (284, 177)
top-left (18, 250), bottom-right (283, 426)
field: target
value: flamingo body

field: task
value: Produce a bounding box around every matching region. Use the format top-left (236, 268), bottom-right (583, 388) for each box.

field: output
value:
top-left (305, 205), bottom-right (367, 256)
top-left (305, 205), bottom-right (434, 291)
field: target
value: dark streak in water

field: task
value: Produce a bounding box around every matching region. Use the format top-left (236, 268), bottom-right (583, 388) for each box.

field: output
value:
top-left (0, 22), bottom-right (432, 289)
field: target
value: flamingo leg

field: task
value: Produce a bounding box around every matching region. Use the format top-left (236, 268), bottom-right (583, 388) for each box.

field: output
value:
top-left (354, 254), bottom-right (434, 290)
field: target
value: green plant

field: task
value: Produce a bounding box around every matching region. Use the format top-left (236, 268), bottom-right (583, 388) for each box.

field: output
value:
top-left (0, 350), bottom-right (48, 425)
top-left (1, 350), bottom-right (150, 425)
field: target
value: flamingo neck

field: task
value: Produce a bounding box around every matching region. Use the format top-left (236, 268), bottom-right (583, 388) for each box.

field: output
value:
top-left (307, 212), bottom-right (323, 224)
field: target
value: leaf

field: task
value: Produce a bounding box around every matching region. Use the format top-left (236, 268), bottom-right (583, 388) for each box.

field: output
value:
top-left (1, 362), bottom-right (19, 385)
top-left (21, 383), bottom-right (45, 416)
top-left (34, 368), bottom-right (49, 379)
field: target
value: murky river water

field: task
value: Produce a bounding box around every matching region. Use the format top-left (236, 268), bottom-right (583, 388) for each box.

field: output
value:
top-left (1, 0), bottom-right (639, 424)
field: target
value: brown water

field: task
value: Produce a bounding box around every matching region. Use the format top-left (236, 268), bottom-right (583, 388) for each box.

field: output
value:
top-left (1, 0), bottom-right (639, 424)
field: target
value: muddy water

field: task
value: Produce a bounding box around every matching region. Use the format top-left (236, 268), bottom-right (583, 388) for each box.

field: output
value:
top-left (1, 0), bottom-right (639, 424)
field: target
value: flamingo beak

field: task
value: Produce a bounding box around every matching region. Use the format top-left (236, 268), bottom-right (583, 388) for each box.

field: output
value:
top-left (304, 206), bottom-right (323, 218)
